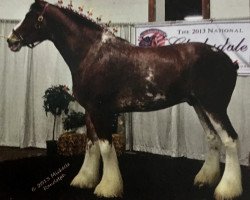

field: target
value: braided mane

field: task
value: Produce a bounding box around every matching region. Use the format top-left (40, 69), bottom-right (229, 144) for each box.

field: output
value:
top-left (56, 4), bottom-right (105, 32)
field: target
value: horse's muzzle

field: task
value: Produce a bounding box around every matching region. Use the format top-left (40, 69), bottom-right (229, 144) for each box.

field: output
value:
top-left (7, 34), bottom-right (22, 52)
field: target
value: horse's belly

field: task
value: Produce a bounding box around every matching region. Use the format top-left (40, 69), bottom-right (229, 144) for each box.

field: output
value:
top-left (117, 93), bottom-right (184, 113)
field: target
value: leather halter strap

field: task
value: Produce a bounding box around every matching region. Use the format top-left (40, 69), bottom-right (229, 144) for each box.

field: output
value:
top-left (37, 3), bottom-right (49, 23)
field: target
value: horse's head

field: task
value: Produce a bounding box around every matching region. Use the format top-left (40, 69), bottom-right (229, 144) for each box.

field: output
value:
top-left (7, 0), bottom-right (51, 52)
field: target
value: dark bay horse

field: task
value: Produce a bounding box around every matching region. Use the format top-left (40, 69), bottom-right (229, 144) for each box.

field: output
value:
top-left (7, 0), bottom-right (242, 199)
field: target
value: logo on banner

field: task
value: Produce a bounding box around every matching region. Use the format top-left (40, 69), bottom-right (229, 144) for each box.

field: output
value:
top-left (138, 29), bottom-right (167, 47)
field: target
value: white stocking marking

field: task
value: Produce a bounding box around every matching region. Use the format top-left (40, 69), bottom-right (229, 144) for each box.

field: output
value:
top-left (194, 129), bottom-right (221, 187)
top-left (194, 106), bottom-right (221, 187)
top-left (94, 140), bottom-right (123, 198)
top-left (71, 140), bottom-right (101, 188)
top-left (208, 115), bottom-right (242, 200)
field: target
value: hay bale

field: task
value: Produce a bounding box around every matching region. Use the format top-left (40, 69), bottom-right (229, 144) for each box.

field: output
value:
top-left (57, 132), bottom-right (125, 156)
top-left (57, 132), bottom-right (86, 156)
top-left (112, 133), bottom-right (126, 156)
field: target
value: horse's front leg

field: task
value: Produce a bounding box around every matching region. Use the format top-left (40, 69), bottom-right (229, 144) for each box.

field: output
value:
top-left (71, 112), bottom-right (101, 189)
top-left (92, 112), bottom-right (123, 198)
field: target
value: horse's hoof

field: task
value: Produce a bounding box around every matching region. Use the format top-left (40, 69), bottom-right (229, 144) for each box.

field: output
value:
top-left (70, 173), bottom-right (99, 189)
top-left (194, 168), bottom-right (220, 188)
top-left (214, 180), bottom-right (242, 200)
top-left (94, 180), bottom-right (123, 198)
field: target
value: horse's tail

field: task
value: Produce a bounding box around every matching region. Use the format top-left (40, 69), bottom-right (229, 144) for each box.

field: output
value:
top-left (233, 60), bottom-right (239, 70)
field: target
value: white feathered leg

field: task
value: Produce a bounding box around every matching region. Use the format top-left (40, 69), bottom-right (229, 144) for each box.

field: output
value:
top-left (194, 132), bottom-right (221, 187)
top-left (194, 106), bottom-right (221, 187)
top-left (209, 114), bottom-right (242, 200)
top-left (71, 140), bottom-right (101, 188)
top-left (94, 140), bottom-right (123, 198)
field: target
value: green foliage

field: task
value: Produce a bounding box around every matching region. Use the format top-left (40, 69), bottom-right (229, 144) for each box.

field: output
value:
top-left (43, 85), bottom-right (75, 116)
top-left (63, 111), bottom-right (86, 131)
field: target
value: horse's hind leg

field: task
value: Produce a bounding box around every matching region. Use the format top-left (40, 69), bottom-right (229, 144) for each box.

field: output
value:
top-left (206, 111), bottom-right (242, 200)
top-left (71, 112), bottom-right (101, 189)
top-left (193, 105), bottom-right (222, 187)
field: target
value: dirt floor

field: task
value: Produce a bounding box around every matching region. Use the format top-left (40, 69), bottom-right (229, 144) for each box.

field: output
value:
top-left (0, 148), bottom-right (249, 200)
top-left (0, 146), bottom-right (46, 161)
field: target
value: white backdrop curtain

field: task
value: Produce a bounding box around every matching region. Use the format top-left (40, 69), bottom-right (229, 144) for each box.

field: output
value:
top-left (0, 20), bottom-right (249, 166)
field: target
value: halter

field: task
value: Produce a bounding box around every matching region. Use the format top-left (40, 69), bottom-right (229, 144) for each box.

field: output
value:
top-left (12, 3), bottom-right (49, 49)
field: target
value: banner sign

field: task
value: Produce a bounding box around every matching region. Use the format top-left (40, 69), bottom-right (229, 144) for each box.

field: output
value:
top-left (135, 20), bottom-right (250, 75)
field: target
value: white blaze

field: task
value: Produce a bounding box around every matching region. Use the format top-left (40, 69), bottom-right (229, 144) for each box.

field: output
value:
top-left (8, 18), bottom-right (24, 39)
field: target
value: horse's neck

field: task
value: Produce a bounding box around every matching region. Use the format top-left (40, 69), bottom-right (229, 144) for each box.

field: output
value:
top-left (47, 7), bottom-right (103, 72)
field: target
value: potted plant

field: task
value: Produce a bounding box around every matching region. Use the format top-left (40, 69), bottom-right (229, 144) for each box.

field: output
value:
top-left (58, 111), bottom-right (87, 156)
top-left (43, 85), bottom-right (75, 155)
top-left (63, 111), bottom-right (86, 132)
